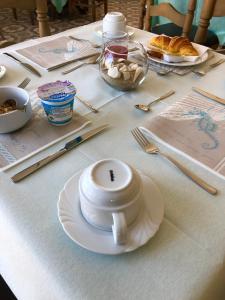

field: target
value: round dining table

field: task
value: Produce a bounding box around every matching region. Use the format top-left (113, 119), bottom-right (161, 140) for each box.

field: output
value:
top-left (0, 20), bottom-right (225, 300)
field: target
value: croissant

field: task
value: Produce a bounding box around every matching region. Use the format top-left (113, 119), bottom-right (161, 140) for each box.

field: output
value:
top-left (150, 35), bottom-right (171, 51)
top-left (149, 35), bottom-right (198, 56)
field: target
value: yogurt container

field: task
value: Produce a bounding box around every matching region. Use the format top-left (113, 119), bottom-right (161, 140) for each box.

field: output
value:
top-left (37, 80), bottom-right (76, 126)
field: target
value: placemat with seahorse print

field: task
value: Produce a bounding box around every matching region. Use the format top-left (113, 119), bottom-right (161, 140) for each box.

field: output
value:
top-left (141, 93), bottom-right (225, 178)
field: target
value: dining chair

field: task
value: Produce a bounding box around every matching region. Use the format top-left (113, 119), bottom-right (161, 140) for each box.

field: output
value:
top-left (139, 0), bottom-right (197, 38)
top-left (140, 0), bottom-right (218, 46)
top-left (194, 0), bottom-right (225, 47)
top-left (68, 0), bottom-right (108, 21)
top-left (0, 0), bottom-right (50, 37)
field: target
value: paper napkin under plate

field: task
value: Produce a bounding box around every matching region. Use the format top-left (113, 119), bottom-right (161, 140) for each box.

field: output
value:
top-left (16, 36), bottom-right (99, 71)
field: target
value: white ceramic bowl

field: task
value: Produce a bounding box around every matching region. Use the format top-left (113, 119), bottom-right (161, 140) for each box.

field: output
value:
top-left (0, 86), bottom-right (32, 133)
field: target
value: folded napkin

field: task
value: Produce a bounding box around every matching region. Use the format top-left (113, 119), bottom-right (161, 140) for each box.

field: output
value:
top-left (141, 93), bottom-right (225, 178)
top-left (0, 90), bottom-right (90, 170)
top-left (148, 60), bottom-right (192, 75)
top-left (16, 36), bottom-right (99, 71)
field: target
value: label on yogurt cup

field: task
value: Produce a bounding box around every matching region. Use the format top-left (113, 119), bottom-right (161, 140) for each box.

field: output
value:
top-left (37, 80), bottom-right (76, 126)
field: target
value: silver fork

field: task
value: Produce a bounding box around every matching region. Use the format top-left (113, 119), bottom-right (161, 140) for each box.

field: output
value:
top-left (17, 77), bottom-right (31, 89)
top-left (192, 58), bottom-right (225, 76)
top-left (68, 36), bottom-right (100, 48)
top-left (131, 127), bottom-right (217, 195)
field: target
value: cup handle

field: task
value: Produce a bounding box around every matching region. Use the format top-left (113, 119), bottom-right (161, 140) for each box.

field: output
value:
top-left (112, 212), bottom-right (127, 245)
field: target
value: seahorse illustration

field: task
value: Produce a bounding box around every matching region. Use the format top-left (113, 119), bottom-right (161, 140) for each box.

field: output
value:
top-left (184, 108), bottom-right (218, 150)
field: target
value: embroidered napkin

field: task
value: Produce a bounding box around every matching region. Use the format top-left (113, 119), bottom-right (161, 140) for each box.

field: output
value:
top-left (16, 36), bottom-right (99, 70)
top-left (0, 90), bottom-right (90, 170)
top-left (141, 93), bottom-right (225, 178)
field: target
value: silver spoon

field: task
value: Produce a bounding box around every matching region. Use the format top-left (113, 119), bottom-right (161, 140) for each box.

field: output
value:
top-left (135, 90), bottom-right (175, 112)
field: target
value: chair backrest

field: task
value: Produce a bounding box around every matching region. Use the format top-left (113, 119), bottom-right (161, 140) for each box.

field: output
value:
top-left (0, 0), bottom-right (50, 37)
top-left (140, 0), bottom-right (197, 38)
top-left (194, 0), bottom-right (225, 44)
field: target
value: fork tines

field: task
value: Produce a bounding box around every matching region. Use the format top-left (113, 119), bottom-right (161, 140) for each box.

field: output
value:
top-left (18, 77), bottom-right (31, 89)
top-left (131, 127), bottom-right (159, 154)
top-left (131, 128), bottom-right (148, 149)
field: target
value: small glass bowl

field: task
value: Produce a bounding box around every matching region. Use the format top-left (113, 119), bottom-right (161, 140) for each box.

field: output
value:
top-left (99, 34), bottom-right (148, 91)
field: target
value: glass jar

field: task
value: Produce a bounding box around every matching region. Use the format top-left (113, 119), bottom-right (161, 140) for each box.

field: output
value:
top-left (99, 32), bottom-right (148, 91)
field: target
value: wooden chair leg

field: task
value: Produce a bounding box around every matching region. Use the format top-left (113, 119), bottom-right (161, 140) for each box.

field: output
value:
top-left (30, 10), bottom-right (35, 25)
top-left (139, 0), bottom-right (146, 29)
top-left (194, 0), bottom-right (216, 44)
top-left (103, 0), bottom-right (108, 15)
top-left (36, 0), bottom-right (51, 37)
top-left (68, 0), bottom-right (73, 18)
top-left (91, 0), bottom-right (96, 21)
top-left (144, 0), bottom-right (151, 31)
top-left (12, 8), bottom-right (18, 20)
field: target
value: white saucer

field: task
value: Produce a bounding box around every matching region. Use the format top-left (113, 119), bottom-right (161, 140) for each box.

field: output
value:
top-left (0, 66), bottom-right (6, 79)
top-left (58, 170), bottom-right (164, 255)
top-left (94, 25), bottom-right (134, 38)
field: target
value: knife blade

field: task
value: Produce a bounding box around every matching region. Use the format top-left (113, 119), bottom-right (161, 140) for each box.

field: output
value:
top-left (11, 124), bottom-right (109, 183)
top-left (192, 87), bottom-right (225, 105)
top-left (3, 52), bottom-right (42, 77)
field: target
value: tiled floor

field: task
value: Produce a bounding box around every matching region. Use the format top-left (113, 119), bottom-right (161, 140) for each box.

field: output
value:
top-left (0, 0), bottom-right (141, 44)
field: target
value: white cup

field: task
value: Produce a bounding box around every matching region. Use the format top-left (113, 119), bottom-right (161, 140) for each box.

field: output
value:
top-left (103, 12), bottom-right (126, 36)
top-left (79, 159), bottom-right (143, 245)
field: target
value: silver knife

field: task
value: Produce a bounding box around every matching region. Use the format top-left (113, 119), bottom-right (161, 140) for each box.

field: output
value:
top-left (11, 124), bottom-right (109, 183)
top-left (192, 87), bottom-right (225, 105)
top-left (3, 52), bottom-right (42, 77)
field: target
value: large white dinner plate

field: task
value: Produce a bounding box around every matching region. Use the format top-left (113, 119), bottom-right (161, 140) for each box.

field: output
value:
top-left (0, 66), bottom-right (6, 79)
top-left (58, 170), bottom-right (164, 255)
top-left (94, 25), bottom-right (134, 38)
top-left (148, 43), bottom-right (209, 67)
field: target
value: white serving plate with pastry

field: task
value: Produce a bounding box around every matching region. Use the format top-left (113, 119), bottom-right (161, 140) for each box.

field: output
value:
top-left (147, 35), bottom-right (209, 67)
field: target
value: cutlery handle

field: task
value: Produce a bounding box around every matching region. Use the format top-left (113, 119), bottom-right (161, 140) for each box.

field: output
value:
top-left (3, 52), bottom-right (20, 62)
top-left (162, 152), bottom-right (217, 195)
top-left (148, 90), bottom-right (175, 107)
top-left (210, 58), bottom-right (225, 68)
top-left (76, 96), bottom-right (99, 113)
top-left (62, 62), bottom-right (86, 74)
top-left (192, 87), bottom-right (225, 105)
top-left (11, 148), bottom-right (67, 183)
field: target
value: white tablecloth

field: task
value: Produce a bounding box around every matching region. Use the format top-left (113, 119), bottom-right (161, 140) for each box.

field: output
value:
top-left (1, 22), bottom-right (225, 300)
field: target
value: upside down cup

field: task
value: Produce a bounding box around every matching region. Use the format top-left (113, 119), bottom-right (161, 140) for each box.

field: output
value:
top-left (79, 159), bottom-right (143, 245)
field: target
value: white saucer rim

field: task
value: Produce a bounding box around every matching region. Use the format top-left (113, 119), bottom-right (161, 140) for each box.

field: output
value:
top-left (148, 49), bottom-right (208, 67)
top-left (94, 24), bottom-right (134, 38)
top-left (0, 66), bottom-right (6, 79)
top-left (58, 170), bottom-right (164, 255)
